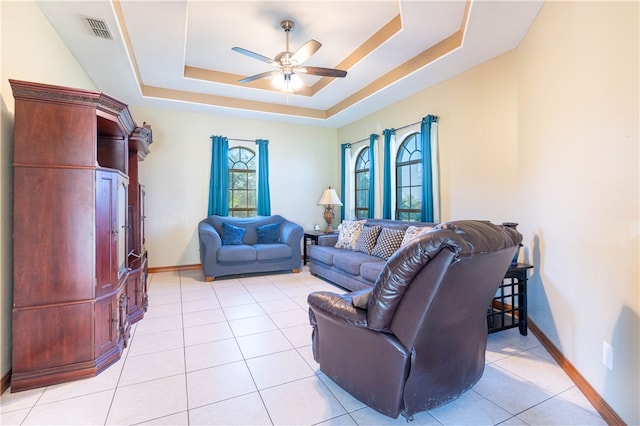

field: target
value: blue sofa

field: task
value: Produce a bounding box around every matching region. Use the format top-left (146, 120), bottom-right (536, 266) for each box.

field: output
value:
top-left (198, 215), bottom-right (303, 281)
top-left (308, 219), bottom-right (435, 291)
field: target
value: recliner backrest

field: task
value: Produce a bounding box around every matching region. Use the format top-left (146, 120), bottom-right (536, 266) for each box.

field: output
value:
top-left (366, 227), bottom-right (466, 332)
top-left (366, 220), bottom-right (522, 336)
top-left (363, 220), bottom-right (522, 416)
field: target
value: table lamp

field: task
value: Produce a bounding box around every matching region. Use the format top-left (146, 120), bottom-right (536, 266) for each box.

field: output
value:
top-left (317, 187), bottom-right (343, 233)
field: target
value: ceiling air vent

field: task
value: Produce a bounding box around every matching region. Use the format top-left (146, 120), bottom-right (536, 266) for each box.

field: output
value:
top-left (84, 17), bottom-right (113, 40)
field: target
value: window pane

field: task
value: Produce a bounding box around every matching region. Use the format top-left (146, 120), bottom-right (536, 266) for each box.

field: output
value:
top-left (398, 165), bottom-right (410, 186)
top-left (356, 172), bottom-right (368, 190)
top-left (355, 147), bottom-right (371, 218)
top-left (410, 187), bottom-right (422, 209)
top-left (396, 132), bottom-right (423, 222)
top-left (356, 210), bottom-right (368, 220)
top-left (227, 147), bottom-right (257, 217)
top-left (234, 173), bottom-right (247, 189)
top-left (410, 163), bottom-right (422, 184)
top-left (229, 190), bottom-right (238, 207)
top-left (398, 188), bottom-right (411, 209)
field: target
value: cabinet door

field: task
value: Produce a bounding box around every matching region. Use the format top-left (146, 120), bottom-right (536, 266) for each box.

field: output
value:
top-left (96, 171), bottom-right (128, 296)
top-left (95, 295), bottom-right (118, 356)
top-left (126, 267), bottom-right (144, 324)
top-left (96, 171), bottom-right (118, 296)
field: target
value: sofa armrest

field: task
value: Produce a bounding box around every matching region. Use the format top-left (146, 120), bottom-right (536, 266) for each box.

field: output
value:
top-left (308, 291), bottom-right (368, 328)
top-left (280, 220), bottom-right (303, 246)
top-left (317, 234), bottom-right (338, 247)
top-left (280, 220), bottom-right (303, 259)
top-left (198, 220), bottom-right (222, 266)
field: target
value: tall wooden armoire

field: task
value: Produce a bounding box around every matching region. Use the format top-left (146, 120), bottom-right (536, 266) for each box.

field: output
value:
top-left (10, 80), bottom-right (152, 391)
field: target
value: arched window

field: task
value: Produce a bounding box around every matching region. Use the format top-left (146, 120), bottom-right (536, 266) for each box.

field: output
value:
top-left (354, 147), bottom-right (370, 219)
top-left (395, 133), bottom-right (422, 221)
top-left (228, 146), bottom-right (256, 217)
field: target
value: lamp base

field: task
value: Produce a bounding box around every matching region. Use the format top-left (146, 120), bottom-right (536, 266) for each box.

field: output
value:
top-left (323, 206), bottom-right (334, 233)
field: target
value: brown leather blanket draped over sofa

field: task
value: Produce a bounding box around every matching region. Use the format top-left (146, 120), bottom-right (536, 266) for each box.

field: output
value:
top-left (307, 220), bottom-right (523, 419)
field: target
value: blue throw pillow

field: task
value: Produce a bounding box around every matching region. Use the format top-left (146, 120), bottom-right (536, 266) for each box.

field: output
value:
top-left (221, 222), bottom-right (245, 245)
top-left (257, 222), bottom-right (281, 244)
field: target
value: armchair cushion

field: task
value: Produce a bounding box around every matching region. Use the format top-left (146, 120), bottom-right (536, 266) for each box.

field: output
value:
top-left (218, 245), bottom-right (256, 262)
top-left (221, 222), bottom-right (245, 245)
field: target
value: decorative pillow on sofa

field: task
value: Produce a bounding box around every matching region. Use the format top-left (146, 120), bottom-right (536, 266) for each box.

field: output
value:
top-left (400, 225), bottom-right (434, 247)
top-left (354, 225), bottom-right (381, 255)
top-left (256, 222), bottom-right (280, 244)
top-left (372, 228), bottom-right (405, 260)
top-left (334, 220), bottom-right (366, 250)
top-left (221, 222), bottom-right (245, 245)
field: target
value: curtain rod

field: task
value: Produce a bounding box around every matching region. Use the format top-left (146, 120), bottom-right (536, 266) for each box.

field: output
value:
top-left (394, 119), bottom-right (421, 132)
top-left (210, 136), bottom-right (256, 143)
top-left (346, 119), bottom-right (422, 146)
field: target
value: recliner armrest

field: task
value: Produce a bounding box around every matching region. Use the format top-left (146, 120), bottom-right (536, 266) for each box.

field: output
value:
top-left (307, 291), bottom-right (368, 328)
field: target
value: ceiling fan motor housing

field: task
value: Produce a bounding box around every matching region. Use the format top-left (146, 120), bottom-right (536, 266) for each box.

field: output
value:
top-left (280, 20), bottom-right (295, 32)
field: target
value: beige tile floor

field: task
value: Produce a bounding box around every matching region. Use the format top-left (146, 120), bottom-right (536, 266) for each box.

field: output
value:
top-left (0, 268), bottom-right (607, 425)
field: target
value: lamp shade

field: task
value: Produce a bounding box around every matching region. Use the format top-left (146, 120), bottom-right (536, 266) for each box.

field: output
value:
top-left (317, 187), bottom-right (343, 206)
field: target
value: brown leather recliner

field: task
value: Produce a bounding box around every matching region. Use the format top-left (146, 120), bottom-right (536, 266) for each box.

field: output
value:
top-left (307, 220), bottom-right (523, 419)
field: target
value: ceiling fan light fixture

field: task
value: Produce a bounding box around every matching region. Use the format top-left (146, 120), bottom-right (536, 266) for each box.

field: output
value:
top-left (272, 72), bottom-right (302, 93)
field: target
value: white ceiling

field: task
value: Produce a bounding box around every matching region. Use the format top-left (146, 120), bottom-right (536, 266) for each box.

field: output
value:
top-left (36, 0), bottom-right (543, 128)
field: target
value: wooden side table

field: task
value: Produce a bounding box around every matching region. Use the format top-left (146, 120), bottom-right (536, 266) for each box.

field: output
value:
top-left (303, 231), bottom-right (326, 265)
top-left (487, 263), bottom-right (533, 335)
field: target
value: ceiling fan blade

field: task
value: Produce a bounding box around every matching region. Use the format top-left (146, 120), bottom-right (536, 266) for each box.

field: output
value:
top-left (298, 66), bottom-right (347, 78)
top-left (290, 39), bottom-right (321, 65)
top-left (232, 47), bottom-right (277, 65)
top-left (238, 71), bottom-right (276, 84)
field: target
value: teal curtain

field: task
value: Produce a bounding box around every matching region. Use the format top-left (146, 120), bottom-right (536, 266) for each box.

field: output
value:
top-left (256, 139), bottom-right (271, 216)
top-left (368, 134), bottom-right (378, 218)
top-left (382, 128), bottom-right (395, 219)
top-left (340, 143), bottom-right (350, 221)
top-left (208, 135), bottom-right (229, 216)
top-left (420, 116), bottom-right (438, 222)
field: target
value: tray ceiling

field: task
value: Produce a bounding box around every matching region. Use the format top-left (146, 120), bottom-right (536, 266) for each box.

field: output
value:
top-left (36, 0), bottom-right (543, 127)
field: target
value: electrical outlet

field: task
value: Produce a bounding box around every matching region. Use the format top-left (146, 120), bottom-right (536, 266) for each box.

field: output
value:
top-left (602, 341), bottom-right (613, 371)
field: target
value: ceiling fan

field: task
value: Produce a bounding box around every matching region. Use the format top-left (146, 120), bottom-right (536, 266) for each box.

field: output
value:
top-left (232, 19), bottom-right (347, 92)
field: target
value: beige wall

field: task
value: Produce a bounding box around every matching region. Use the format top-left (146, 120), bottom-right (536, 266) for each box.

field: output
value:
top-left (338, 51), bottom-right (520, 224)
top-left (338, 2), bottom-right (639, 423)
top-left (0, 0), bottom-right (97, 388)
top-left (128, 105), bottom-right (338, 268)
top-left (516, 2), bottom-right (638, 423)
